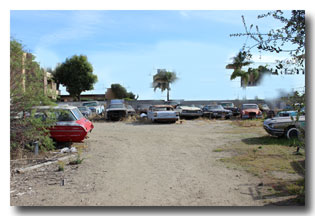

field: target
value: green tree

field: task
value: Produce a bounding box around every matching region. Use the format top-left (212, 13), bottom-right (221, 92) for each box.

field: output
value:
top-left (152, 69), bottom-right (178, 101)
top-left (110, 83), bottom-right (137, 100)
top-left (230, 10), bottom-right (305, 75)
top-left (10, 39), bottom-right (56, 157)
top-left (54, 55), bottom-right (98, 101)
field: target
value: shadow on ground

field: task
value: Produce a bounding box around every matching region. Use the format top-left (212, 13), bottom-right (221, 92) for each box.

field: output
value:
top-left (241, 135), bottom-right (298, 147)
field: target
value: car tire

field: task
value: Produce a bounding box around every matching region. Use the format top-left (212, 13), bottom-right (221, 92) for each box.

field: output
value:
top-left (286, 127), bottom-right (299, 139)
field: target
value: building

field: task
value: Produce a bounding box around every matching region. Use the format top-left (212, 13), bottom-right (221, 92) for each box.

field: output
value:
top-left (10, 52), bottom-right (59, 100)
top-left (105, 88), bottom-right (116, 100)
top-left (43, 71), bottom-right (59, 100)
top-left (59, 94), bottom-right (106, 102)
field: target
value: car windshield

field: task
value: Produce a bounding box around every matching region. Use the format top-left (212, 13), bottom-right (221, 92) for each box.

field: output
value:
top-left (220, 103), bottom-right (233, 107)
top-left (152, 107), bottom-right (173, 111)
top-left (127, 105), bottom-right (133, 109)
top-left (138, 104), bottom-right (150, 108)
top-left (54, 110), bottom-right (77, 121)
top-left (277, 111), bottom-right (297, 117)
top-left (78, 107), bottom-right (88, 111)
top-left (83, 102), bottom-right (97, 107)
top-left (72, 108), bottom-right (84, 119)
top-left (208, 105), bottom-right (223, 109)
top-left (109, 104), bottom-right (125, 109)
top-left (242, 104), bottom-right (258, 109)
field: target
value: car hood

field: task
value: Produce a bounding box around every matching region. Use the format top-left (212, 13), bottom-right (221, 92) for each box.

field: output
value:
top-left (266, 115), bottom-right (305, 123)
top-left (222, 106), bottom-right (235, 109)
top-left (107, 108), bottom-right (127, 111)
top-left (179, 106), bottom-right (201, 111)
top-left (242, 109), bottom-right (260, 113)
top-left (208, 108), bottom-right (230, 112)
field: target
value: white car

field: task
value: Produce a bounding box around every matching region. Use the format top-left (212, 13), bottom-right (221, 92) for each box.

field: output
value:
top-left (147, 105), bottom-right (179, 123)
top-left (82, 101), bottom-right (104, 115)
top-left (175, 105), bottom-right (203, 118)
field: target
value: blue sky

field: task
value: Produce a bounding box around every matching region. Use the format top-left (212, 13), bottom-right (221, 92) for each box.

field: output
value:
top-left (10, 10), bottom-right (305, 100)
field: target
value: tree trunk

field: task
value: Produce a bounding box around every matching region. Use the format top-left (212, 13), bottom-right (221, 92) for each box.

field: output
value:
top-left (167, 89), bottom-right (170, 101)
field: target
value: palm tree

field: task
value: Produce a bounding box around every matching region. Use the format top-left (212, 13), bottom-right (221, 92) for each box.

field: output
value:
top-left (226, 51), bottom-right (253, 70)
top-left (152, 69), bottom-right (178, 101)
top-left (226, 51), bottom-right (253, 88)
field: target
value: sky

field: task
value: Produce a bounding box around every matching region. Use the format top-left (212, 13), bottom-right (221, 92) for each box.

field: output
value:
top-left (10, 10), bottom-right (305, 100)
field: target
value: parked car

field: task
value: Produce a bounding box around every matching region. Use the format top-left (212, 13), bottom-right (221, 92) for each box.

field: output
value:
top-left (105, 103), bottom-right (128, 121)
top-left (164, 100), bottom-right (181, 108)
top-left (202, 105), bottom-right (232, 119)
top-left (219, 102), bottom-right (240, 116)
top-left (147, 105), bottom-right (179, 123)
top-left (136, 104), bottom-right (152, 114)
top-left (259, 104), bottom-right (270, 112)
top-left (263, 115), bottom-right (305, 139)
top-left (78, 106), bottom-right (92, 118)
top-left (33, 105), bottom-right (94, 142)
top-left (276, 110), bottom-right (298, 117)
top-left (240, 104), bottom-right (262, 119)
top-left (82, 101), bottom-right (104, 115)
top-left (259, 103), bottom-right (275, 118)
top-left (175, 105), bottom-right (203, 118)
top-left (126, 105), bottom-right (136, 116)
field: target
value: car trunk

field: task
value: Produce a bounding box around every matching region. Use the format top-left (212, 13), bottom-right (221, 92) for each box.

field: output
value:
top-left (157, 111), bottom-right (176, 118)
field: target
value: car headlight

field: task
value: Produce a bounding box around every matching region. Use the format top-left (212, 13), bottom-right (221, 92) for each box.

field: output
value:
top-left (268, 123), bottom-right (274, 128)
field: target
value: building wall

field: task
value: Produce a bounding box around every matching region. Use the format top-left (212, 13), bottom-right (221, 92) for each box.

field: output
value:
top-left (10, 52), bottom-right (59, 100)
top-left (105, 88), bottom-right (116, 100)
top-left (59, 94), bottom-right (105, 102)
top-left (57, 99), bottom-right (286, 110)
top-left (44, 71), bottom-right (59, 100)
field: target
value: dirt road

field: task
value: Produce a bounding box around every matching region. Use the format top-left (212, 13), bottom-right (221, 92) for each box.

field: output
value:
top-left (11, 120), bottom-right (266, 206)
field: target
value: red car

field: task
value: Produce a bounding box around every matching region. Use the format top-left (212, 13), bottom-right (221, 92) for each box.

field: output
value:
top-left (240, 104), bottom-right (263, 119)
top-left (34, 105), bottom-right (94, 142)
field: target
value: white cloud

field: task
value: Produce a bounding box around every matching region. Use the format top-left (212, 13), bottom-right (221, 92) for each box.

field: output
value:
top-left (37, 11), bottom-right (111, 48)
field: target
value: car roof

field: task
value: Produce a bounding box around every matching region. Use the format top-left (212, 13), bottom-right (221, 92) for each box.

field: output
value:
top-left (151, 105), bottom-right (173, 108)
top-left (33, 105), bottom-right (77, 110)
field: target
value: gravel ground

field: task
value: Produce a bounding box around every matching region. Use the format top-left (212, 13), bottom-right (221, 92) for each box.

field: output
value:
top-left (11, 119), bottom-right (271, 206)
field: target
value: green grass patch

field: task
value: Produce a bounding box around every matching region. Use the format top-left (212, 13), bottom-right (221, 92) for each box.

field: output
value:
top-left (217, 121), bottom-right (306, 205)
top-left (242, 135), bottom-right (303, 147)
top-left (232, 119), bottom-right (264, 127)
top-left (213, 148), bottom-right (224, 152)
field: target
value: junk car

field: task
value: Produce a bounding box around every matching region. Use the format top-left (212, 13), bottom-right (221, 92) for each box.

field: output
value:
top-left (202, 105), bottom-right (232, 119)
top-left (240, 104), bottom-right (262, 119)
top-left (147, 105), bottom-right (179, 123)
top-left (175, 105), bottom-right (203, 118)
top-left (34, 105), bottom-right (94, 142)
